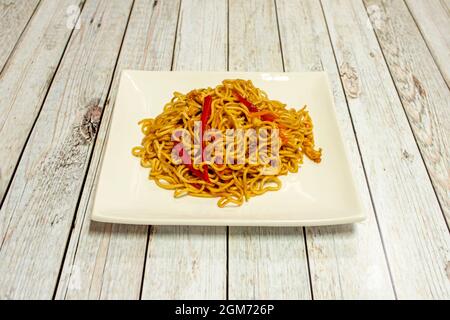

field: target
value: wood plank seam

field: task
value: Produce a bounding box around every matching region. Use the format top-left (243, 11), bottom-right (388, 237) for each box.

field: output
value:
top-left (57, 98), bottom-right (116, 299)
top-left (274, 0), bottom-right (395, 299)
top-left (228, 0), bottom-right (312, 300)
top-left (403, 0), bottom-right (450, 90)
top-left (318, 0), bottom-right (400, 297)
top-left (0, 0), bottom-right (136, 299)
top-left (169, 0), bottom-right (183, 72)
top-left (58, 0), bottom-right (136, 298)
top-left (364, 0), bottom-right (449, 228)
top-left (0, 0), bottom-right (88, 238)
top-left (138, 227), bottom-right (152, 299)
top-left (302, 229), bottom-right (315, 299)
top-left (319, 0), bottom-right (449, 298)
top-left (273, 0), bottom-right (286, 72)
top-left (55, 0), bottom-right (183, 299)
top-left (1, 0), bottom-right (444, 299)
top-left (137, 0), bottom-right (182, 300)
top-left (139, 0), bottom-right (228, 300)
top-left (362, 0), bottom-right (447, 219)
top-left (317, 0), bottom-right (398, 298)
top-left (272, 0), bottom-right (314, 299)
top-left (360, 0), bottom-right (450, 274)
top-left (52, 0), bottom-right (138, 299)
top-left (0, 0), bottom-right (42, 75)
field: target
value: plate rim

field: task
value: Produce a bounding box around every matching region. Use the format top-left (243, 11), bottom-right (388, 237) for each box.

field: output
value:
top-left (90, 70), bottom-right (366, 226)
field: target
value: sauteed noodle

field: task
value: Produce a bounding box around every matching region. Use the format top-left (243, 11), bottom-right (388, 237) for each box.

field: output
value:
top-left (132, 79), bottom-right (322, 207)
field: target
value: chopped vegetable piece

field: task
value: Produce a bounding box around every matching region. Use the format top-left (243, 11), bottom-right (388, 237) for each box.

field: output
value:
top-left (232, 90), bottom-right (259, 112)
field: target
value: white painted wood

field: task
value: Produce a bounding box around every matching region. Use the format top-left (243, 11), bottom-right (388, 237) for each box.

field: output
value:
top-left (276, 0), bottom-right (394, 299)
top-left (405, 0), bottom-right (450, 87)
top-left (0, 0), bottom-right (83, 205)
top-left (0, 0), bottom-right (448, 300)
top-left (56, 0), bottom-right (181, 300)
top-left (0, 0), bottom-right (134, 299)
top-left (143, 226), bottom-right (227, 299)
top-left (141, 0), bottom-right (228, 300)
top-left (321, 0), bottom-right (450, 299)
top-left (364, 0), bottom-right (450, 225)
top-left (0, 0), bottom-right (40, 71)
top-left (58, 222), bottom-right (148, 300)
top-left (228, 0), bottom-right (311, 299)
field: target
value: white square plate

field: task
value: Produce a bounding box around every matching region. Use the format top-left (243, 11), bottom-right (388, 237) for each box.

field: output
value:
top-left (91, 71), bottom-right (364, 226)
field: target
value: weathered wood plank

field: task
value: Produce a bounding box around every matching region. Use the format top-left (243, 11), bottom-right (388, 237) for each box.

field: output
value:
top-left (363, 0), bottom-right (449, 226)
top-left (55, 0), bottom-right (181, 300)
top-left (228, 0), bottom-right (311, 299)
top-left (321, 0), bottom-right (450, 299)
top-left (276, 0), bottom-right (394, 299)
top-left (0, 0), bottom-right (40, 71)
top-left (0, 0), bottom-right (83, 206)
top-left (405, 0), bottom-right (450, 87)
top-left (0, 0), bottom-right (133, 299)
top-left (143, 226), bottom-right (227, 299)
top-left (140, 0), bottom-right (228, 300)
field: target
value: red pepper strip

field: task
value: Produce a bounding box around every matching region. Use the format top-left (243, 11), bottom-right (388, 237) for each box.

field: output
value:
top-left (202, 164), bottom-right (210, 183)
top-left (261, 113), bottom-right (277, 122)
top-left (188, 165), bottom-right (205, 180)
top-left (176, 142), bottom-right (207, 181)
top-left (233, 91), bottom-right (279, 121)
top-left (192, 183), bottom-right (202, 189)
top-left (232, 90), bottom-right (289, 145)
top-left (200, 96), bottom-right (213, 183)
top-left (201, 96), bottom-right (213, 162)
top-left (201, 95), bottom-right (213, 131)
top-left (248, 110), bottom-right (278, 122)
top-left (232, 90), bottom-right (259, 112)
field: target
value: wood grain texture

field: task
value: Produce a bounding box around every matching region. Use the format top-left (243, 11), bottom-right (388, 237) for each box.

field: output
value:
top-left (0, 0), bottom-right (133, 299)
top-left (405, 0), bottom-right (450, 87)
top-left (228, 0), bottom-right (311, 300)
top-left (0, 0), bottom-right (40, 71)
top-left (55, 0), bottom-right (181, 300)
top-left (0, 0), bottom-right (447, 300)
top-left (140, 0), bottom-right (228, 300)
top-left (143, 226), bottom-right (226, 299)
top-left (276, 0), bottom-right (394, 299)
top-left (0, 0), bottom-right (83, 205)
top-left (363, 0), bottom-right (450, 226)
top-left (321, 0), bottom-right (450, 299)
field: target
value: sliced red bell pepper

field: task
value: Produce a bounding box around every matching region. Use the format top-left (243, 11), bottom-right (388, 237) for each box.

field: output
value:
top-left (201, 95), bottom-right (212, 131)
top-left (174, 95), bottom-right (213, 184)
top-left (200, 96), bottom-right (213, 183)
top-left (200, 95), bottom-right (212, 162)
top-left (176, 142), bottom-right (208, 181)
top-left (188, 164), bottom-right (205, 180)
top-left (261, 113), bottom-right (277, 122)
top-left (232, 90), bottom-right (259, 112)
top-left (233, 90), bottom-right (279, 122)
top-left (233, 90), bottom-right (288, 144)
top-left (247, 110), bottom-right (278, 122)
top-left (202, 164), bottom-right (210, 183)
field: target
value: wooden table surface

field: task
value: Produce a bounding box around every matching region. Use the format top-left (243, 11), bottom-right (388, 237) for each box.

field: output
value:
top-left (0, 0), bottom-right (448, 300)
